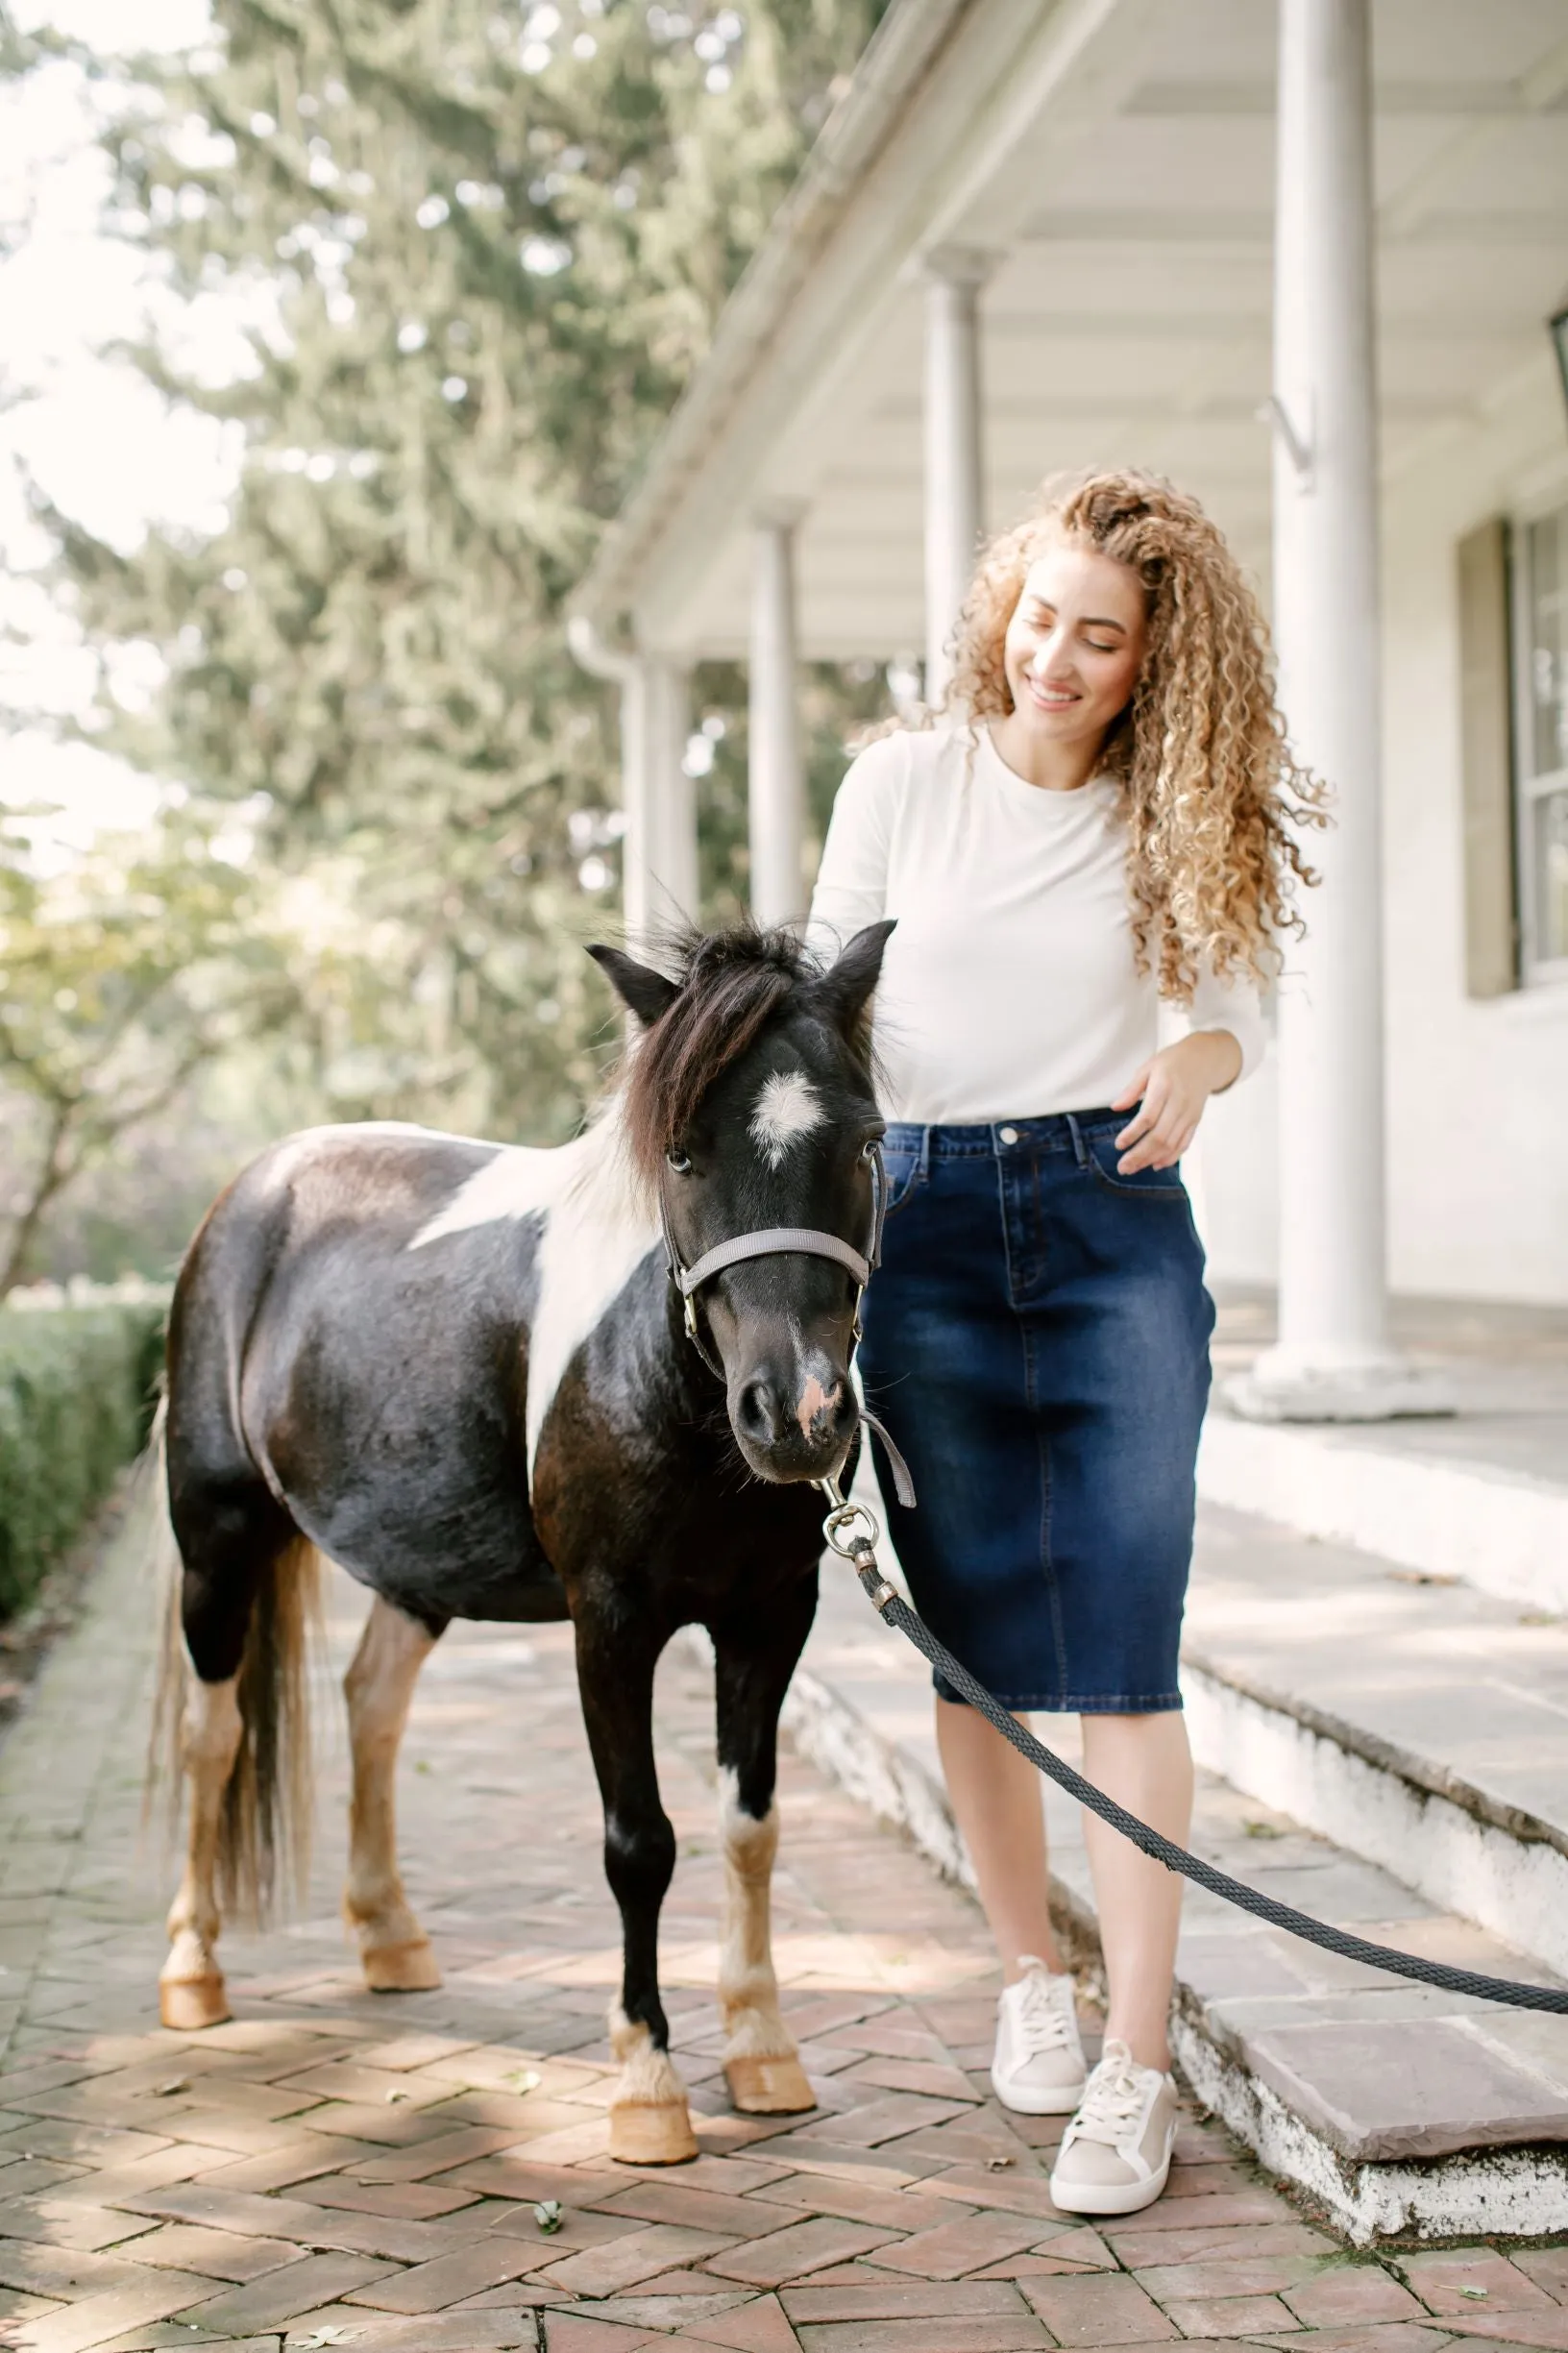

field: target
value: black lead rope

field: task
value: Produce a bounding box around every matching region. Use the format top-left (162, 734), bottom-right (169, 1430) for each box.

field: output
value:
top-left (818, 1482), bottom-right (1568, 2018)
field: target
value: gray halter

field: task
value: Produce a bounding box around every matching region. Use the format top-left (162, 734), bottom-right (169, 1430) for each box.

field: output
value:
top-left (658, 1143), bottom-right (915, 1507)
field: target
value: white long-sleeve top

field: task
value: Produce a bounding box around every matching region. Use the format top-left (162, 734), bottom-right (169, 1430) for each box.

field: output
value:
top-left (806, 724), bottom-right (1265, 1126)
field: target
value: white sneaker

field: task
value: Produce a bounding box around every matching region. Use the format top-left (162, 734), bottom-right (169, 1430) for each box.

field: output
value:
top-left (989, 1957), bottom-right (1087, 2114)
top-left (1049, 2037), bottom-right (1179, 2216)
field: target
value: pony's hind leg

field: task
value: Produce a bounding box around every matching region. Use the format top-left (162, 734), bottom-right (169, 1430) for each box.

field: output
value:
top-left (161, 1675), bottom-right (244, 2029)
top-left (711, 1578), bottom-right (819, 2116)
top-left (158, 1477), bottom-right (317, 2033)
top-left (343, 1596), bottom-right (445, 1992)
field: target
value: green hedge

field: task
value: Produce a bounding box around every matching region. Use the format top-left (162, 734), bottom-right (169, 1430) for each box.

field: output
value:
top-left (0, 1299), bottom-right (167, 1620)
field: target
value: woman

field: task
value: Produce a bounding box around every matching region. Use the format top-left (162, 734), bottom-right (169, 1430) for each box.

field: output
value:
top-left (808, 470), bottom-right (1322, 2217)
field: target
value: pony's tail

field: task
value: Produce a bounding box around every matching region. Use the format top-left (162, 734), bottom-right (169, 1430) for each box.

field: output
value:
top-left (221, 1530), bottom-right (322, 1923)
top-left (146, 1396), bottom-right (185, 1847)
top-left (146, 1401), bottom-right (323, 1924)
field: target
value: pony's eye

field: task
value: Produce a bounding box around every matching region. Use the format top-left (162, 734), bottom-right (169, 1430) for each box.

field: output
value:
top-left (666, 1146), bottom-right (693, 1175)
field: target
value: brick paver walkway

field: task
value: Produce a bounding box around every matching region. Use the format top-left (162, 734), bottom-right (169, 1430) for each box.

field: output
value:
top-left (0, 1507), bottom-right (1561, 2351)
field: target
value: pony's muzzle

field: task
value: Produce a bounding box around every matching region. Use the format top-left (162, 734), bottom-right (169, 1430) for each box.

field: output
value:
top-left (731, 1363), bottom-right (858, 1481)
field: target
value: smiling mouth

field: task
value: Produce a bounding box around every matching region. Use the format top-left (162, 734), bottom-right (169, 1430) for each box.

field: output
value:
top-left (1023, 678), bottom-right (1080, 709)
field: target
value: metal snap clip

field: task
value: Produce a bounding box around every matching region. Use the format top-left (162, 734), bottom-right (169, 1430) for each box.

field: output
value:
top-left (822, 1499), bottom-right (883, 1559)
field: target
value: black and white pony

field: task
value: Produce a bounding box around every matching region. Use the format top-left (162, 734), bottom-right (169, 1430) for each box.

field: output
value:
top-left (151, 919), bottom-right (893, 2164)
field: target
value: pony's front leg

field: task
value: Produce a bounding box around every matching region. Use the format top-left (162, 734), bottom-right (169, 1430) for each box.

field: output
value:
top-left (711, 1573), bottom-right (819, 2116)
top-left (575, 1604), bottom-right (697, 2166)
top-left (343, 1596), bottom-right (445, 1992)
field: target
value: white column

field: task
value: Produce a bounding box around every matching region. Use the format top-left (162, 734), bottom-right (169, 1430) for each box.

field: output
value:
top-left (748, 509), bottom-right (805, 928)
top-left (923, 248), bottom-right (991, 703)
top-left (618, 654), bottom-right (654, 944)
top-left (566, 619), bottom-right (698, 944)
top-left (1234, 0), bottom-right (1445, 1420)
top-left (643, 655), bottom-right (698, 933)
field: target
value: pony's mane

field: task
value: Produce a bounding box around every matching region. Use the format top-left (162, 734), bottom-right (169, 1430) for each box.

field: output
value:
top-left (619, 923), bottom-right (822, 1184)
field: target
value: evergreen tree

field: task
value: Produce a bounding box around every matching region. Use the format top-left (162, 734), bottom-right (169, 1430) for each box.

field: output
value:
top-left (29, 0), bottom-right (889, 1145)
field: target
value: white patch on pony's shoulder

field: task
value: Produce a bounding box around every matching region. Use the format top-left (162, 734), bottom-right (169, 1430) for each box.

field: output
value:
top-left (408, 1105), bottom-right (660, 1487)
top-left (749, 1071), bottom-right (824, 1170)
top-left (526, 1117), bottom-right (658, 1480)
top-left (407, 1144), bottom-right (560, 1247)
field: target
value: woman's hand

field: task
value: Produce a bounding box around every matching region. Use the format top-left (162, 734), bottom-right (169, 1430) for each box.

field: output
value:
top-left (1110, 1032), bottom-right (1242, 1172)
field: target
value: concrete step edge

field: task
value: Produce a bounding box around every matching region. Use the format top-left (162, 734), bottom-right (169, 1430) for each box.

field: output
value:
top-left (778, 1657), bottom-right (1568, 2244)
top-left (1181, 1642), bottom-right (1568, 1865)
top-left (1183, 1655), bottom-right (1568, 1984)
top-left (1169, 2019), bottom-right (1568, 2249)
top-left (1196, 1412), bottom-right (1568, 1613)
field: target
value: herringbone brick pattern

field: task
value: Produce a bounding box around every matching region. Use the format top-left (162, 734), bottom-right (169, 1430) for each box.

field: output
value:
top-left (0, 1512), bottom-right (1560, 2348)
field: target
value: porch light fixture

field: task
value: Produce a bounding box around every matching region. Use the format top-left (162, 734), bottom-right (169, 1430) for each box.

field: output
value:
top-left (1554, 306), bottom-right (1568, 424)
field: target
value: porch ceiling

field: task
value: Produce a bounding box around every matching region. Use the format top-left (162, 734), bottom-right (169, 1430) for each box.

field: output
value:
top-left (584, 0), bottom-right (1568, 666)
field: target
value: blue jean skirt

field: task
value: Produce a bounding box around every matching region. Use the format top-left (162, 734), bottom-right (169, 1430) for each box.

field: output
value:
top-left (858, 1111), bottom-right (1214, 1715)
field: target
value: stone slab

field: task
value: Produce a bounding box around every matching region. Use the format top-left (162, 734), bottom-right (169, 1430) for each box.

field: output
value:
top-left (1241, 2018), bottom-right (1568, 2161)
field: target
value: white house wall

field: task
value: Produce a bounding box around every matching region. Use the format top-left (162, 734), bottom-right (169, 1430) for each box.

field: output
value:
top-left (1199, 356), bottom-right (1568, 1304)
top-left (1383, 362), bottom-right (1568, 1305)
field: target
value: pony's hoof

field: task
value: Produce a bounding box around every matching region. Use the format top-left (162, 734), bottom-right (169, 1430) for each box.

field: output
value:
top-left (608, 2098), bottom-right (698, 2165)
top-left (361, 1937), bottom-right (443, 1993)
top-left (159, 1973), bottom-right (231, 2031)
top-left (724, 2053), bottom-right (816, 2115)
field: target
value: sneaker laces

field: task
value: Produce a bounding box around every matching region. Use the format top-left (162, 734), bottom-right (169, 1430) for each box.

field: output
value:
top-left (1011, 1962), bottom-right (1074, 2059)
top-left (1067, 2040), bottom-right (1147, 2145)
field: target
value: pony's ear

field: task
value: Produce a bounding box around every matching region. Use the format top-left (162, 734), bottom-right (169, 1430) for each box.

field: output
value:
top-left (587, 944), bottom-right (681, 1029)
top-left (814, 919), bottom-right (895, 1032)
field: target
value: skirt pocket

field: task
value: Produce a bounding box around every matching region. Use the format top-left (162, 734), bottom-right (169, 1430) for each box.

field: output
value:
top-left (1085, 1133), bottom-right (1189, 1202)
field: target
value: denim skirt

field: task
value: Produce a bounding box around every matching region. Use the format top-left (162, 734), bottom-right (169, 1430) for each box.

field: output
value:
top-left (857, 1111), bottom-right (1214, 1715)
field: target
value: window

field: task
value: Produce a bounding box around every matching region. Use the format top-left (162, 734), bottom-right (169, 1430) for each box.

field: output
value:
top-left (1515, 501), bottom-right (1568, 979)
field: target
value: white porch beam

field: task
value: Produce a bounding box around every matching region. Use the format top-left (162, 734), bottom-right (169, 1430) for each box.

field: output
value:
top-left (1232, 0), bottom-right (1446, 1423)
top-left (922, 248), bottom-right (992, 701)
top-left (1379, 32), bottom-right (1568, 237)
top-left (748, 509), bottom-right (806, 927)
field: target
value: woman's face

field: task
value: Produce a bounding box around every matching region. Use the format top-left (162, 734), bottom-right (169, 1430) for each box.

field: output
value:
top-left (1001, 536), bottom-right (1147, 748)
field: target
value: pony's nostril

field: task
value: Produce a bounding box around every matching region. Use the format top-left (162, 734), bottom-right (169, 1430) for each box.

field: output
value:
top-left (738, 1379), bottom-right (784, 1446)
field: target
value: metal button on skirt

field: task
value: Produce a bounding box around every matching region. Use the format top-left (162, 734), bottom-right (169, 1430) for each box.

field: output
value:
top-left (856, 1110), bottom-right (1214, 1715)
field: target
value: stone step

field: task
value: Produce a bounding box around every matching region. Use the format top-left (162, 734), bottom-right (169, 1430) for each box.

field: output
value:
top-left (1184, 1500), bottom-right (1568, 1982)
top-left (1197, 1404), bottom-right (1568, 1613)
top-left (784, 1552), bottom-right (1568, 2245)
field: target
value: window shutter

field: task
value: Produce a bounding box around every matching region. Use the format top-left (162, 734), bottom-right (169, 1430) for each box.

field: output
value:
top-left (1457, 516), bottom-right (1518, 998)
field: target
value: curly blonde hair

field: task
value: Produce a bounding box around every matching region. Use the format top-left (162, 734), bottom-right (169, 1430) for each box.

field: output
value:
top-left (936, 470), bottom-right (1326, 997)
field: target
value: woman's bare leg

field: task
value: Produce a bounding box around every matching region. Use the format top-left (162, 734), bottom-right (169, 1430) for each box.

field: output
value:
top-left (1079, 1710), bottom-right (1193, 2071)
top-left (935, 1696), bottom-right (1063, 1980)
top-left (936, 1696), bottom-right (1192, 2064)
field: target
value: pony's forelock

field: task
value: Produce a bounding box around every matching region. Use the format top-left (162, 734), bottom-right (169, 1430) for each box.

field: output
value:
top-left (616, 923), bottom-right (832, 1182)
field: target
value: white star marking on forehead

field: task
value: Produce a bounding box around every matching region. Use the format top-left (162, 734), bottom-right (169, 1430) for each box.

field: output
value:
top-left (749, 1070), bottom-right (825, 1170)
